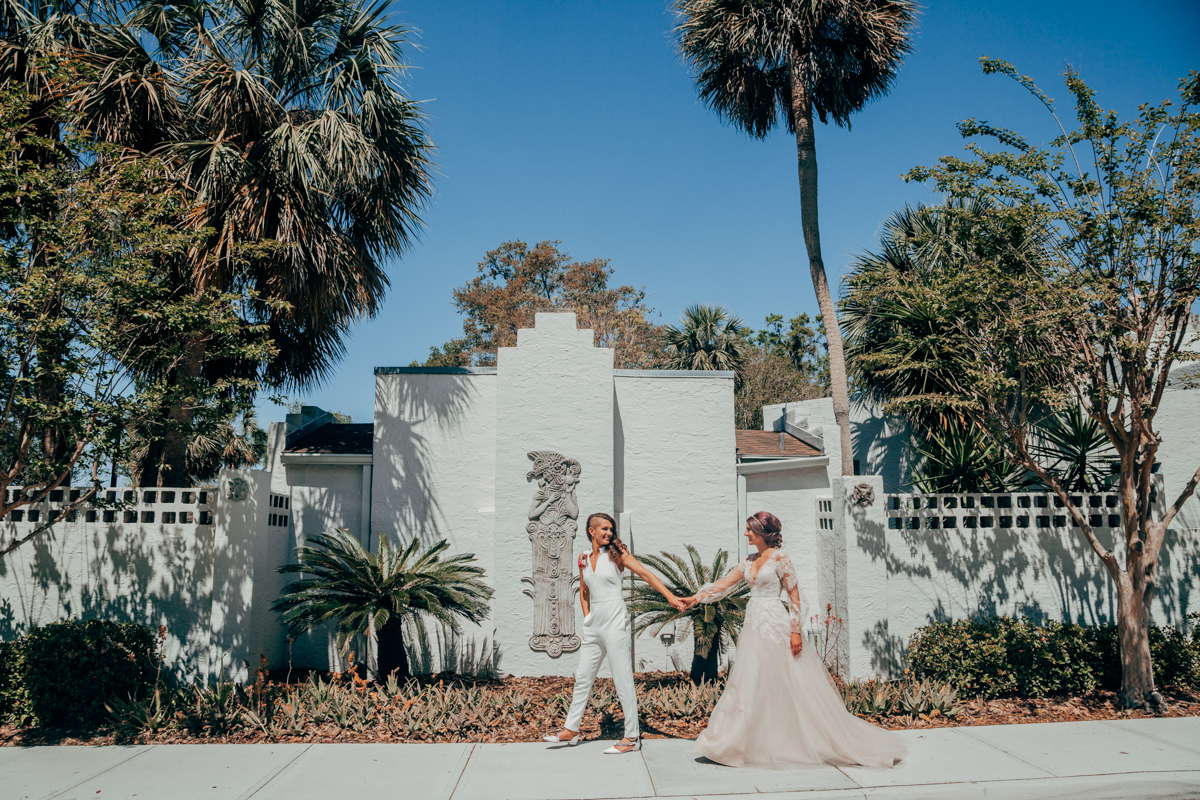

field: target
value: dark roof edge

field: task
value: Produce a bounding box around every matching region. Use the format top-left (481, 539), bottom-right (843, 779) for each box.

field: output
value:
top-left (374, 367), bottom-right (498, 375)
top-left (614, 369), bottom-right (735, 379)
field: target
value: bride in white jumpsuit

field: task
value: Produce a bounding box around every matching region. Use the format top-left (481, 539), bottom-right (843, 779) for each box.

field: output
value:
top-left (545, 512), bottom-right (686, 754)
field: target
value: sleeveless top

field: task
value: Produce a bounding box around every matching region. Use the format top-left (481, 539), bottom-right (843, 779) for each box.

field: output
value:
top-left (582, 550), bottom-right (624, 605)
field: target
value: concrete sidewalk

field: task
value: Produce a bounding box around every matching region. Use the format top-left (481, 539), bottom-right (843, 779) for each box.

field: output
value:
top-left (3, 718), bottom-right (1198, 800)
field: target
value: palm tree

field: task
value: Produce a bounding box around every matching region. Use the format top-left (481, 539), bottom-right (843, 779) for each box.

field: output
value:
top-left (628, 545), bottom-right (748, 684)
top-left (58, 0), bottom-right (435, 485)
top-left (675, 0), bottom-right (917, 476)
top-left (662, 304), bottom-right (749, 372)
top-left (842, 200), bottom-right (1050, 492)
top-left (274, 529), bottom-right (493, 681)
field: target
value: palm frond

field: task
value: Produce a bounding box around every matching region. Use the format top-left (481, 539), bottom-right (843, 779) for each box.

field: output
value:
top-left (274, 528), bottom-right (493, 651)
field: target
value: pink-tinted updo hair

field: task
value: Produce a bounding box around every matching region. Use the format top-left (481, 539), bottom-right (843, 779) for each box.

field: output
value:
top-left (747, 511), bottom-right (783, 549)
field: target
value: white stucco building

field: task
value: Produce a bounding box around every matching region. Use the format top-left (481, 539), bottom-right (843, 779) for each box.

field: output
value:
top-left (269, 311), bottom-right (798, 676)
top-left (6, 311), bottom-right (1195, 684)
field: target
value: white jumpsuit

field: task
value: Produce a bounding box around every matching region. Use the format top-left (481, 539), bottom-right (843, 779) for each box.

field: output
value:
top-left (564, 550), bottom-right (639, 740)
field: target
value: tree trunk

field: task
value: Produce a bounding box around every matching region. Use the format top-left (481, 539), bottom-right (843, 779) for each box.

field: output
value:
top-left (1115, 543), bottom-right (1165, 710)
top-left (789, 55), bottom-right (854, 477)
top-left (690, 620), bottom-right (722, 684)
top-left (378, 617), bottom-right (410, 683)
top-left (142, 334), bottom-right (207, 487)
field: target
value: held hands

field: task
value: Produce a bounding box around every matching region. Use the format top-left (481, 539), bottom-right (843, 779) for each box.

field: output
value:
top-left (668, 595), bottom-right (689, 612)
top-left (790, 632), bottom-right (803, 657)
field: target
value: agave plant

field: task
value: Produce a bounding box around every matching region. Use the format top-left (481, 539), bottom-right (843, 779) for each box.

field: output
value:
top-left (274, 528), bottom-right (493, 681)
top-left (627, 545), bottom-right (748, 683)
top-left (1030, 405), bottom-right (1115, 492)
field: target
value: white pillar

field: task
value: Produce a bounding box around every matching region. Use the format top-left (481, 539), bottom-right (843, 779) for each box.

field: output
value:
top-left (834, 474), bottom-right (889, 680)
top-left (492, 312), bottom-right (615, 677)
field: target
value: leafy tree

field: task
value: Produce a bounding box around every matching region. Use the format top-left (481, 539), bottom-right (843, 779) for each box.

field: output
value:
top-left (734, 348), bottom-right (826, 430)
top-left (901, 62), bottom-right (1200, 709)
top-left (0, 86), bottom-right (272, 556)
top-left (628, 545), bottom-right (748, 684)
top-left (755, 312), bottom-right (829, 389)
top-left (0, 0), bottom-right (436, 485)
top-left (662, 304), bottom-right (749, 372)
top-left (274, 528), bottom-right (494, 682)
top-left (675, 0), bottom-right (917, 476)
top-left (422, 240), bottom-right (663, 369)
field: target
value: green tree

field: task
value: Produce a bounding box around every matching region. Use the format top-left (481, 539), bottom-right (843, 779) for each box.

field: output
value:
top-left (0, 0), bottom-right (436, 485)
top-left (423, 240), bottom-right (663, 370)
top-left (755, 312), bottom-right (829, 389)
top-left (842, 200), bottom-right (1045, 491)
top-left (274, 528), bottom-right (494, 682)
top-left (662, 304), bottom-right (749, 372)
top-left (675, 0), bottom-right (917, 477)
top-left (628, 545), bottom-right (748, 684)
top-left (0, 86), bottom-right (272, 556)
top-left (901, 62), bottom-right (1200, 709)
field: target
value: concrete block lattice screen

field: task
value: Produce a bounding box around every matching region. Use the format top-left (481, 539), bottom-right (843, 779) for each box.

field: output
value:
top-left (827, 474), bottom-right (1200, 681)
top-left (0, 470), bottom-right (290, 684)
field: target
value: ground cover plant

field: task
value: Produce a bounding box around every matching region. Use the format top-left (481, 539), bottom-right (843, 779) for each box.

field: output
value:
top-left (4, 615), bottom-right (1198, 746)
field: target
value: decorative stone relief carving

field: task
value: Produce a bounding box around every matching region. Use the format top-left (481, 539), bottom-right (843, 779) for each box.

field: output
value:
top-left (226, 477), bottom-right (249, 502)
top-left (521, 451), bottom-right (582, 657)
top-left (851, 483), bottom-right (876, 507)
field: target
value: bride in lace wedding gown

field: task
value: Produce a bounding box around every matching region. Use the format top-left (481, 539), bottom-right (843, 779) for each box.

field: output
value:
top-left (689, 512), bottom-right (906, 770)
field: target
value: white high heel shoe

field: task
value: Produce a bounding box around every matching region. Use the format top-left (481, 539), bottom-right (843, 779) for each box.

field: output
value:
top-left (603, 737), bottom-right (641, 754)
top-left (543, 730), bottom-right (582, 746)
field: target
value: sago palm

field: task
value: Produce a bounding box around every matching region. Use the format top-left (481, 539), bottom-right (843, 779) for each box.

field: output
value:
top-left (628, 545), bottom-right (748, 684)
top-left (274, 529), bottom-right (493, 681)
top-left (675, 0), bottom-right (917, 476)
top-left (662, 304), bottom-right (749, 373)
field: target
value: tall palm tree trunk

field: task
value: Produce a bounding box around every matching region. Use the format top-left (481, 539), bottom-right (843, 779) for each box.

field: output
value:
top-left (789, 55), bottom-right (854, 477)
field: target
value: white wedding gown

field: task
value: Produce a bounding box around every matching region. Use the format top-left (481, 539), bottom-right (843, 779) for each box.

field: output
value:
top-left (694, 550), bottom-right (906, 770)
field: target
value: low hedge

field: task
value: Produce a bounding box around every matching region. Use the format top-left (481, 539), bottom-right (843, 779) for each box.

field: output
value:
top-left (909, 616), bottom-right (1200, 698)
top-left (0, 620), bottom-right (160, 726)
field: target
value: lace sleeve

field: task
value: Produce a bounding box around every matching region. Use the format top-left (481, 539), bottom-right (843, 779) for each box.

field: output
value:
top-left (775, 554), bottom-right (804, 636)
top-left (696, 562), bottom-right (745, 603)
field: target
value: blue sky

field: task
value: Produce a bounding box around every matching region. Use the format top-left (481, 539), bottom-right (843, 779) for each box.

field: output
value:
top-left (265, 0), bottom-right (1199, 424)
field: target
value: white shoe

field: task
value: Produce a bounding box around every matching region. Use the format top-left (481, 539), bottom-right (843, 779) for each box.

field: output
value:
top-left (543, 730), bottom-right (582, 746)
top-left (603, 737), bottom-right (641, 754)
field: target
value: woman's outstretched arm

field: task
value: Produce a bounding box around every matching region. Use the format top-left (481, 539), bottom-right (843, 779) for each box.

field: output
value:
top-left (694, 563), bottom-right (745, 604)
top-left (623, 554), bottom-right (688, 611)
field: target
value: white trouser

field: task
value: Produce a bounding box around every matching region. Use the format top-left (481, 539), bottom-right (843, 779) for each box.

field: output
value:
top-left (564, 599), bottom-right (639, 739)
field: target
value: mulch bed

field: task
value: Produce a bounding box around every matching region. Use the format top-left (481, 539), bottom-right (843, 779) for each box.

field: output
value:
top-left (3, 673), bottom-right (1197, 747)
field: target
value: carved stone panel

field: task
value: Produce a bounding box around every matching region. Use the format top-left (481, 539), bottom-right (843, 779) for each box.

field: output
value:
top-left (851, 483), bottom-right (876, 507)
top-left (521, 450), bottom-right (582, 657)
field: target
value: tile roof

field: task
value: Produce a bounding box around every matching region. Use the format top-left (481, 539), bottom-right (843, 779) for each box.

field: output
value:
top-left (285, 423), bottom-right (374, 455)
top-left (735, 429), bottom-right (821, 458)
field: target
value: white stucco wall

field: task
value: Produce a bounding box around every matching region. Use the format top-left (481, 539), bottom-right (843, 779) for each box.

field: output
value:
top-left (765, 399), bottom-right (910, 492)
top-left (370, 368), bottom-right (498, 673)
top-left (0, 471), bottom-right (287, 683)
top-left (493, 312), bottom-right (615, 677)
top-left (615, 371), bottom-right (738, 671)
top-left (1155, 385), bottom-right (1200, 534)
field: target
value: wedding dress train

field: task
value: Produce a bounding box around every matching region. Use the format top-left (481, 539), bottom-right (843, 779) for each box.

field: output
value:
top-left (694, 551), bottom-right (906, 770)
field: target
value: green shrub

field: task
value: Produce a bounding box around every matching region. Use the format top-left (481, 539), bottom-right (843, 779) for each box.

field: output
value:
top-left (910, 616), bottom-right (1200, 699)
top-left (0, 638), bottom-right (14, 720)
top-left (2, 620), bottom-right (160, 727)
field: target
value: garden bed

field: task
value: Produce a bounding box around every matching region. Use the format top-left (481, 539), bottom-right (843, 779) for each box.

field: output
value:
top-left (2, 671), bottom-right (1197, 747)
